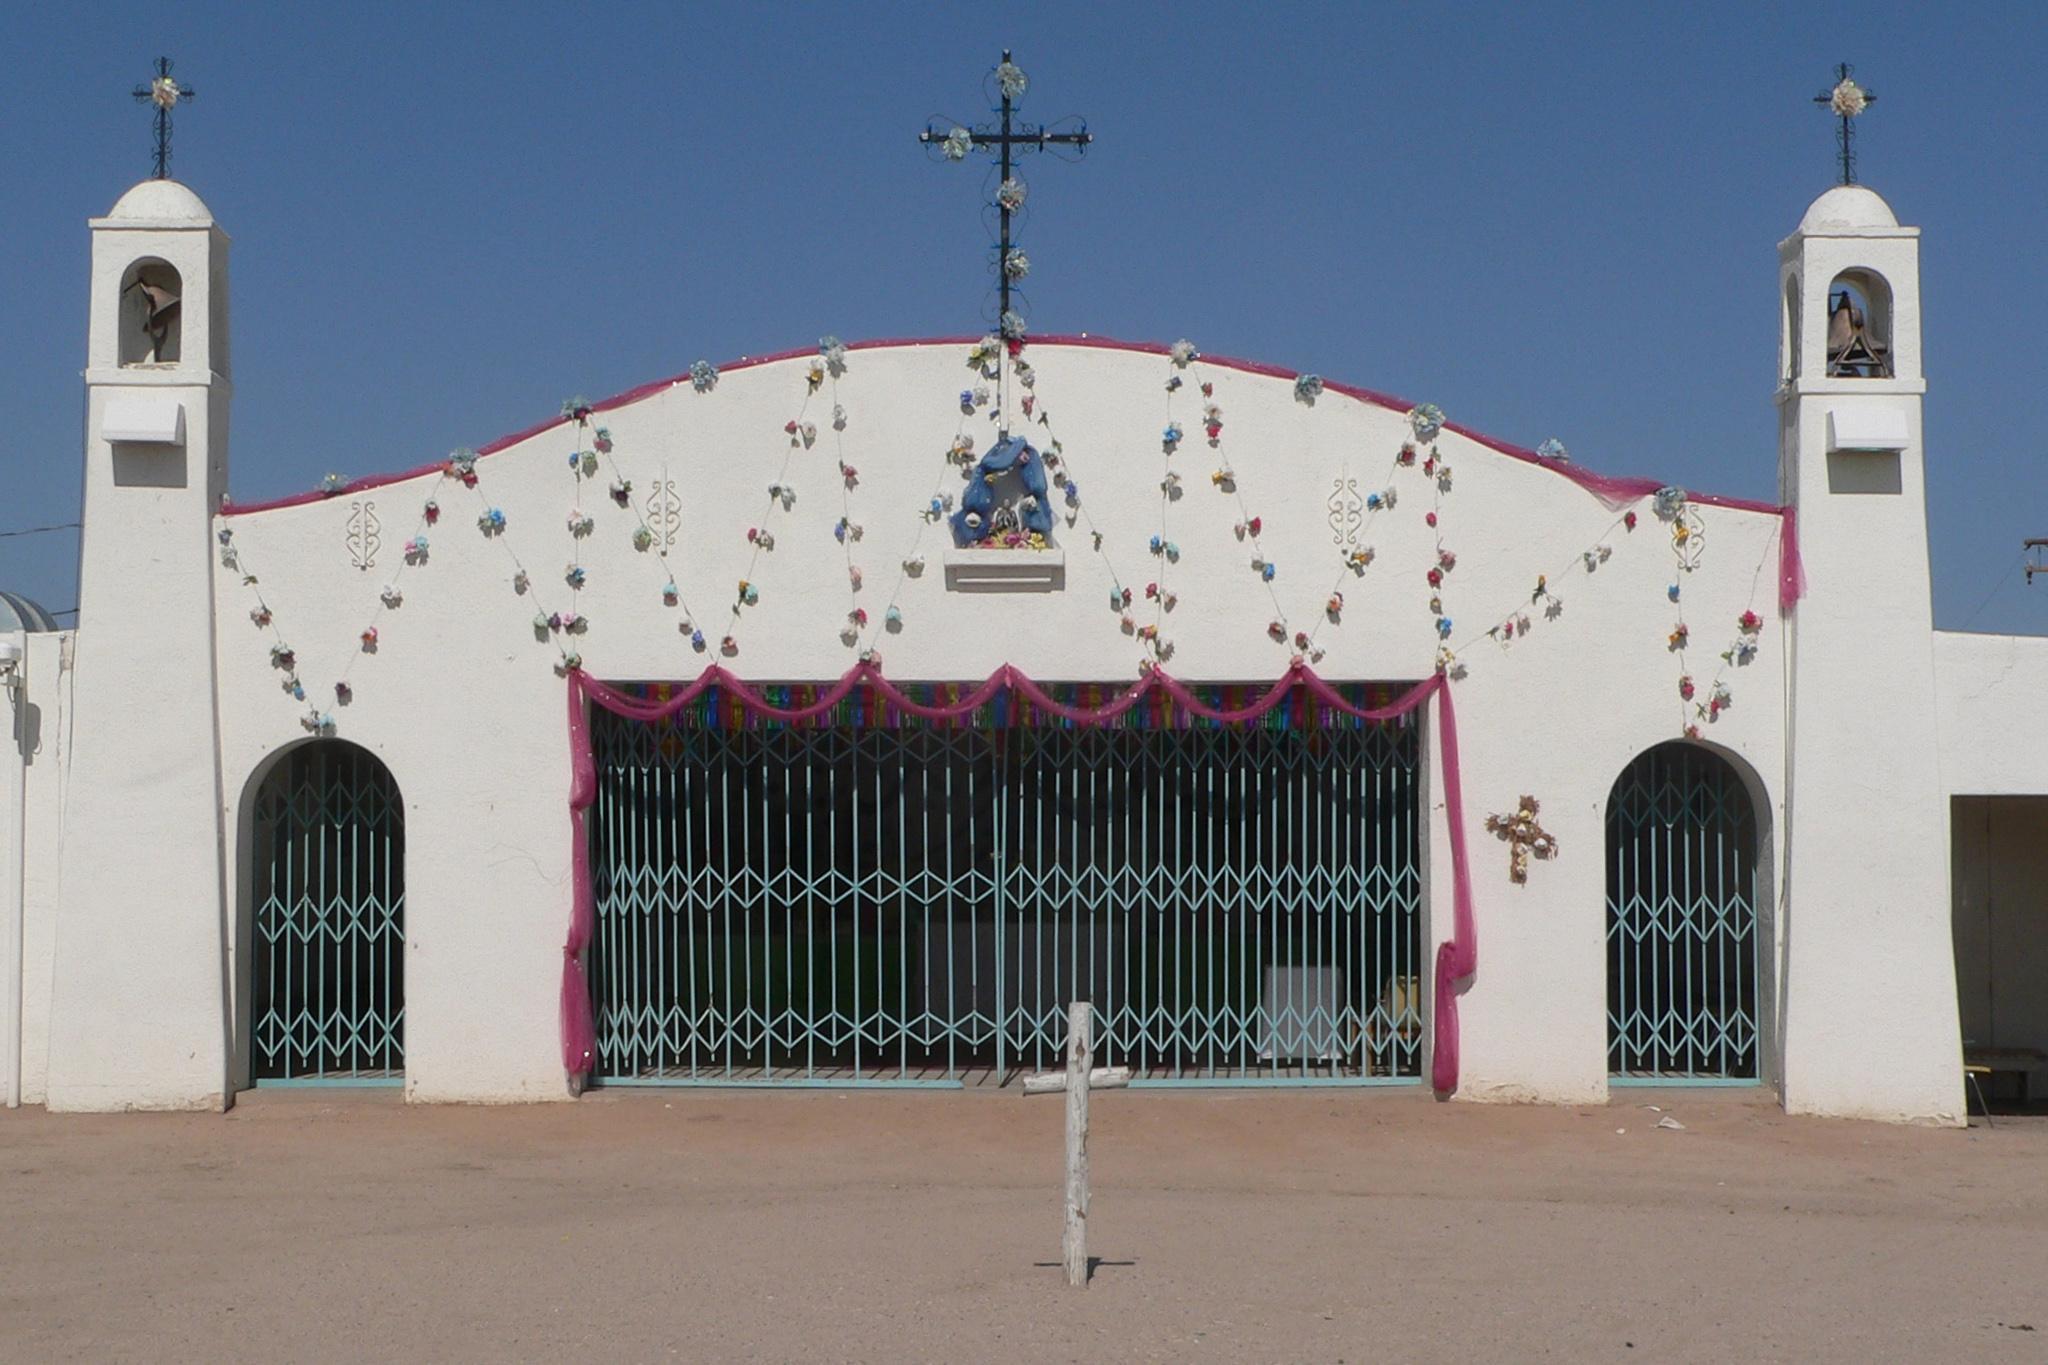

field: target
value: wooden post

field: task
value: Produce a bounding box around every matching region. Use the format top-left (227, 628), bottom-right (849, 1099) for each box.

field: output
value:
top-left (1022, 1000), bottom-right (1128, 1289)
top-left (1063, 1000), bottom-right (1091, 1288)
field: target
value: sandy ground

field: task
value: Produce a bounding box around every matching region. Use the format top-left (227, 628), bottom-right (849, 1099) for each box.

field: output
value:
top-left (2, 1088), bottom-right (2044, 1363)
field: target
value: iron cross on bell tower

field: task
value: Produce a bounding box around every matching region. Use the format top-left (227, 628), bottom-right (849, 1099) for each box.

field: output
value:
top-left (1814, 62), bottom-right (1874, 186)
top-left (132, 56), bottom-right (196, 180)
top-left (921, 50), bottom-right (1092, 413)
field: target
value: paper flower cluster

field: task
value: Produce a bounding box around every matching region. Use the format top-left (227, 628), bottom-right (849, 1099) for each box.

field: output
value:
top-left (1403, 404), bottom-right (1443, 444)
top-left (1485, 796), bottom-right (1558, 885)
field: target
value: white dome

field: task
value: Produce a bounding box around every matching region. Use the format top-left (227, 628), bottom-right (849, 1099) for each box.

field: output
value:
top-left (0, 591), bottom-right (60, 633)
top-left (106, 178), bottom-right (213, 222)
top-left (1799, 184), bottom-right (1898, 232)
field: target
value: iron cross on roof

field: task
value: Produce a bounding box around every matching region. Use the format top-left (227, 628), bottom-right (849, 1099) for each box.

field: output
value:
top-left (1814, 62), bottom-right (1874, 186)
top-left (132, 56), bottom-right (195, 180)
top-left (920, 51), bottom-right (1092, 343)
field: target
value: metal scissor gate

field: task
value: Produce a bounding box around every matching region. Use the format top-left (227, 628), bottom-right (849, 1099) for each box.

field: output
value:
top-left (249, 740), bottom-right (406, 1084)
top-left (1606, 741), bottom-right (1761, 1082)
top-left (587, 683), bottom-right (1424, 1087)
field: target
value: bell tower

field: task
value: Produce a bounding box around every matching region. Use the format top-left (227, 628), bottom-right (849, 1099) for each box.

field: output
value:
top-left (1775, 182), bottom-right (1963, 1123)
top-left (43, 179), bottom-right (232, 1110)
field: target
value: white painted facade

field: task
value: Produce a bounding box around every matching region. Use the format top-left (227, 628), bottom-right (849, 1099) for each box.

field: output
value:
top-left (1, 176), bottom-right (2037, 1121)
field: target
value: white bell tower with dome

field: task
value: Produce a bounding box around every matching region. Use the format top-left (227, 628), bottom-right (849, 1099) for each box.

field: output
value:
top-left (1774, 180), bottom-right (1964, 1123)
top-left (42, 178), bottom-right (233, 1110)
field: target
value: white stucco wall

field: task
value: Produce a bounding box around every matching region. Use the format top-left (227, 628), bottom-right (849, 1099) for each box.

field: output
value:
top-left (1933, 631), bottom-right (2048, 796)
top-left (209, 339), bottom-right (1790, 1105)
top-left (13, 631), bottom-right (73, 1106)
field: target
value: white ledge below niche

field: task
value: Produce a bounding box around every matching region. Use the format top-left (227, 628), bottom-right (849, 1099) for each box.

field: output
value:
top-left (943, 547), bottom-right (1066, 593)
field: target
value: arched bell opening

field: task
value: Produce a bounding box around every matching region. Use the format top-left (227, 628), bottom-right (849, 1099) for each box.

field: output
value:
top-left (240, 739), bottom-right (406, 1086)
top-left (1781, 274), bottom-right (1801, 384)
top-left (1606, 741), bottom-right (1764, 1082)
top-left (1825, 268), bottom-right (1892, 378)
top-left (118, 258), bottom-right (183, 366)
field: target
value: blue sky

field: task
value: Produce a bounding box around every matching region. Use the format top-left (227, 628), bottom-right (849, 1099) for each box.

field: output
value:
top-left (2, 2), bottom-right (2043, 632)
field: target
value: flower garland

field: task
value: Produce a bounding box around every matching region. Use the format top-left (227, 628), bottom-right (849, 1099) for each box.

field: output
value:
top-left (1200, 348), bottom-right (1304, 657)
top-left (1144, 343), bottom-right (1192, 663)
top-left (224, 441), bottom-right (588, 733)
top-left (221, 337), bottom-right (1783, 750)
top-left (824, 341), bottom-right (872, 649)
top-left (1298, 401), bottom-right (1448, 670)
top-left (561, 396), bottom-right (712, 664)
top-left (852, 379), bottom-right (980, 664)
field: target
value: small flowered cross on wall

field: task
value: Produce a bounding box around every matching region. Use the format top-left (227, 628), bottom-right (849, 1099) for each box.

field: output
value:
top-left (1485, 795), bottom-right (1558, 885)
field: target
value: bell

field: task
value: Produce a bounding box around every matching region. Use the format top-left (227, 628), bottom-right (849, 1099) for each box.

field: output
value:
top-left (1825, 289), bottom-right (1890, 377)
top-left (125, 277), bottom-right (181, 362)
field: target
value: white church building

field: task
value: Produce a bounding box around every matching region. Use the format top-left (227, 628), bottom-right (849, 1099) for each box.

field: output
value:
top-left (3, 138), bottom-right (2044, 1124)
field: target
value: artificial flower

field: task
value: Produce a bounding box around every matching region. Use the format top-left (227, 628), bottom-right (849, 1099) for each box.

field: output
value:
top-left (1408, 404), bottom-right (1446, 443)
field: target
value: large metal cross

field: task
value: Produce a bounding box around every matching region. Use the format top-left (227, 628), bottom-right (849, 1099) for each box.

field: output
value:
top-left (132, 56), bottom-right (195, 181)
top-left (920, 51), bottom-right (1091, 343)
top-left (1813, 62), bottom-right (1874, 187)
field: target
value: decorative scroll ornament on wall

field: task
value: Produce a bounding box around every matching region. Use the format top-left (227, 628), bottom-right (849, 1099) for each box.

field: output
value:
top-left (1327, 475), bottom-right (1364, 549)
top-left (641, 472), bottom-right (681, 553)
top-left (344, 500), bottom-right (380, 571)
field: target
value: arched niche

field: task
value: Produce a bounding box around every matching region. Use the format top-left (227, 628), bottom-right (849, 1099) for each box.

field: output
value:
top-left (1781, 274), bottom-right (1801, 383)
top-left (1825, 268), bottom-right (1892, 378)
top-left (118, 257), bottom-right (183, 366)
top-left (238, 738), bottom-right (406, 1086)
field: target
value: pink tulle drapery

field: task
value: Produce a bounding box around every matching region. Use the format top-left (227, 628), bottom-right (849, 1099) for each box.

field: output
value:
top-left (561, 661), bottom-right (1482, 1093)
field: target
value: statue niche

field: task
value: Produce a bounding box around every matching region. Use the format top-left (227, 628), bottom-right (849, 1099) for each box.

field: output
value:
top-left (119, 260), bottom-right (182, 366)
top-left (951, 435), bottom-right (1056, 550)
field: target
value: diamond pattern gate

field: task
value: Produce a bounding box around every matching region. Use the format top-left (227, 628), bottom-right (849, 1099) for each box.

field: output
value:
top-left (1605, 741), bottom-right (1759, 1080)
top-left (586, 686), bottom-right (1424, 1086)
top-left (248, 741), bottom-right (405, 1084)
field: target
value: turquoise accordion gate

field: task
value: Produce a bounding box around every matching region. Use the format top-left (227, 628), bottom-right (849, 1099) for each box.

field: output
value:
top-left (1605, 741), bottom-right (1759, 1081)
top-left (586, 683), bottom-right (1425, 1086)
top-left (248, 740), bottom-right (406, 1084)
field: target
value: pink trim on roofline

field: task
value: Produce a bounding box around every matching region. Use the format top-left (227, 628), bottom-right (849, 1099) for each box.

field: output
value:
top-left (218, 334), bottom-right (1785, 520)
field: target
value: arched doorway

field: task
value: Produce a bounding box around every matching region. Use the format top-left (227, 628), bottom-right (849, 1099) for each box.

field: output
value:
top-left (247, 740), bottom-right (405, 1083)
top-left (1606, 741), bottom-right (1759, 1081)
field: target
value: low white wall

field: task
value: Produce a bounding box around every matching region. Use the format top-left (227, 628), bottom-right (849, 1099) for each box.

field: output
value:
top-left (210, 340), bottom-right (1789, 1104)
top-left (1934, 631), bottom-right (2048, 797)
top-left (5, 631), bottom-right (71, 1106)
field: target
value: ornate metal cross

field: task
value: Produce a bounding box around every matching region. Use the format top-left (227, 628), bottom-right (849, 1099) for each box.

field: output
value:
top-left (132, 56), bottom-right (195, 180)
top-left (921, 51), bottom-right (1091, 342)
top-left (1813, 62), bottom-right (1874, 186)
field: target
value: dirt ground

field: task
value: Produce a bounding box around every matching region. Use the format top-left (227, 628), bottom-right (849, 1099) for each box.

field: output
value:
top-left (2, 1088), bottom-right (2044, 1363)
